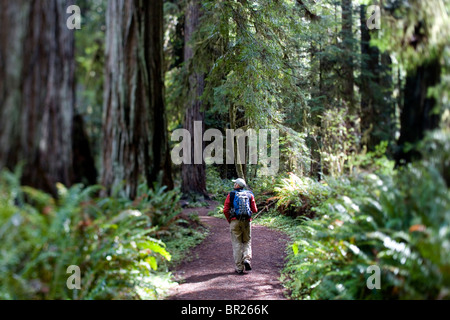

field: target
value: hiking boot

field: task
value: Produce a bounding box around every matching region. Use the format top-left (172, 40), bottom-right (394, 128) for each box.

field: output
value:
top-left (235, 268), bottom-right (244, 275)
top-left (244, 260), bottom-right (252, 271)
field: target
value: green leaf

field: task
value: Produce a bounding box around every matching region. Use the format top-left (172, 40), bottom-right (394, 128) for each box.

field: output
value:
top-left (146, 256), bottom-right (158, 271)
top-left (138, 240), bottom-right (172, 261)
top-left (293, 242), bottom-right (299, 255)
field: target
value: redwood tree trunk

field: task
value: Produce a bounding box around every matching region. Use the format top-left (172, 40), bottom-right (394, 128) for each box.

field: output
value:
top-left (360, 4), bottom-right (380, 151)
top-left (102, 0), bottom-right (173, 199)
top-left (181, 0), bottom-right (208, 197)
top-left (395, 19), bottom-right (442, 166)
top-left (0, 0), bottom-right (75, 197)
top-left (395, 58), bottom-right (441, 165)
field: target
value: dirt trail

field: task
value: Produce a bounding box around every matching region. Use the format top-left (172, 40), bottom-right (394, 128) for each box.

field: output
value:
top-left (167, 200), bottom-right (290, 300)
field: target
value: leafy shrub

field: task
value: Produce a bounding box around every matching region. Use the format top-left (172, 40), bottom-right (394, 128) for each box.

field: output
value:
top-left (350, 141), bottom-right (396, 176)
top-left (273, 173), bottom-right (331, 218)
top-left (0, 170), bottom-right (179, 300)
top-left (418, 128), bottom-right (450, 187)
top-left (248, 174), bottom-right (280, 196)
top-left (206, 166), bottom-right (230, 201)
top-left (132, 182), bottom-right (182, 227)
top-left (284, 159), bottom-right (450, 300)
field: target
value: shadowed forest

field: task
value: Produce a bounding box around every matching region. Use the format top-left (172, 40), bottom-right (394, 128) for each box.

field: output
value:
top-left (0, 0), bottom-right (449, 300)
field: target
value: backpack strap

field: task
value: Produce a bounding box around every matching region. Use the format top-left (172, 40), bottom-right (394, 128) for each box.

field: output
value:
top-left (229, 191), bottom-right (236, 217)
top-left (229, 191), bottom-right (236, 204)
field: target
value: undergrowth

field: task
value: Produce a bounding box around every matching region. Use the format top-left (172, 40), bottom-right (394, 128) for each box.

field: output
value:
top-left (0, 169), bottom-right (204, 300)
top-left (256, 130), bottom-right (450, 300)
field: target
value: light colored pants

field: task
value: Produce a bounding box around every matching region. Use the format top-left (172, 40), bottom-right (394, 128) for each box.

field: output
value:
top-left (230, 219), bottom-right (252, 271)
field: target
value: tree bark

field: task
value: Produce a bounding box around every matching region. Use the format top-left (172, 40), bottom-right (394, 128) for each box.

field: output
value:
top-left (102, 0), bottom-right (173, 199)
top-left (379, 52), bottom-right (395, 148)
top-left (0, 0), bottom-right (75, 197)
top-left (181, 0), bottom-right (208, 197)
top-left (360, 5), bottom-right (396, 152)
top-left (229, 105), bottom-right (246, 181)
top-left (299, 2), bottom-right (325, 180)
top-left (72, 114), bottom-right (98, 186)
top-left (395, 58), bottom-right (441, 165)
top-left (394, 18), bottom-right (442, 166)
top-left (148, 0), bottom-right (174, 190)
top-left (309, 42), bottom-right (322, 180)
top-left (341, 0), bottom-right (355, 114)
top-left (360, 4), bottom-right (380, 151)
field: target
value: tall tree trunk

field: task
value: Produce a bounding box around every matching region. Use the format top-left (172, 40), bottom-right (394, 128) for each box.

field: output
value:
top-left (148, 0), bottom-right (174, 190)
top-left (72, 114), bottom-right (98, 186)
top-left (360, 4), bottom-right (380, 151)
top-left (360, 5), bottom-right (396, 152)
top-left (395, 58), bottom-right (441, 165)
top-left (395, 18), bottom-right (442, 166)
top-left (229, 105), bottom-right (246, 181)
top-left (181, 0), bottom-right (208, 197)
top-left (309, 42), bottom-right (322, 180)
top-left (341, 0), bottom-right (355, 114)
top-left (379, 52), bottom-right (395, 149)
top-left (0, 0), bottom-right (75, 197)
top-left (102, 0), bottom-right (173, 199)
top-left (298, 2), bottom-right (323, 179)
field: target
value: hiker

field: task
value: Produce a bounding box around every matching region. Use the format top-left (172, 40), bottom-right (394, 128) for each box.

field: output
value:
top-left (223, 178), bottom-right (258, 274)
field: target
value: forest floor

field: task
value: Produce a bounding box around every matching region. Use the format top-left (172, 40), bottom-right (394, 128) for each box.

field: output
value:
top-left (167, 200), bottom-right (290, 300)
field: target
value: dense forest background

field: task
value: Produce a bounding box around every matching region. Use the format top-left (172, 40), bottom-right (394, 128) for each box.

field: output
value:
top-left (0, 0), bottom-right (449, 300)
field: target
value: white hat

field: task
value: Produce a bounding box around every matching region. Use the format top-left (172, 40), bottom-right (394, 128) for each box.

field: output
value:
top-left (232, 178), bottom-right (246, 187)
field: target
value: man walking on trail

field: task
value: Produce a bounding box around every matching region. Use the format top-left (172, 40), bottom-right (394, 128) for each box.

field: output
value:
top-left (223, 178), bottom-right (258, 274)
